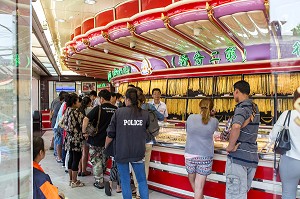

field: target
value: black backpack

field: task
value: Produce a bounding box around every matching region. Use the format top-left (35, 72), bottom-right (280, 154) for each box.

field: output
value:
top-left (144, 103), bottom-right (160, 137)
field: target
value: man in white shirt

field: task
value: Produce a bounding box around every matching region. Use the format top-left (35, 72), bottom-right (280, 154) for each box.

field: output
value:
top-left (150, 88), bottom-right (168, 122)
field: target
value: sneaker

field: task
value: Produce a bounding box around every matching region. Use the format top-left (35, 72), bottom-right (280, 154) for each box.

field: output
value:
top-left (71, 180), bottom-right (85, 188)
top-left (93, 181), bottom-right (104, 189)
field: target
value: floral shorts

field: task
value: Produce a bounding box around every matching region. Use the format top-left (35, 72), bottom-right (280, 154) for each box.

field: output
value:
top-left (185, 156), bottom-right (213, 176)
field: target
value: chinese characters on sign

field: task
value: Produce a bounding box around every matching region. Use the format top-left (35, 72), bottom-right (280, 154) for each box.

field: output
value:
top-left (108, 65), bottom-right (131, 82)
top-left (224, 47), bottom-right (237, 62)
top-left (209, 51), bottom-right (221, 64)
top-left (97, 83), bottom-right (107, 88)
top-left (193, 51), bottom-right (205, 65)
top-left (292, 41), bottom-right (300, 57)
top-left (178, 54), bottom-right (190, 67)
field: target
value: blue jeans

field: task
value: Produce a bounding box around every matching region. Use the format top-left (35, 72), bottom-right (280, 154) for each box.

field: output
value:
top-left (53, 128), bottom-right (57, 156)
top-left (117, 162), bottom-right (149, 199)
top-left (54, 127), bottom-right (63, 156)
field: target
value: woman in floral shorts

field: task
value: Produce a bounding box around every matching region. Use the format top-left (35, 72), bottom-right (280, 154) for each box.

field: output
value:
top-left (185, 99), bottom-right (219, 199)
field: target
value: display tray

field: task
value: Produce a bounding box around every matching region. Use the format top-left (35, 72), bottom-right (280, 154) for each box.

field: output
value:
top-left (155, 125), bottom-right (274, 160)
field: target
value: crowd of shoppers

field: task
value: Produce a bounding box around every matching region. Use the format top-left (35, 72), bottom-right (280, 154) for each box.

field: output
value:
top-left (36, 80), bottom-right (300, 199)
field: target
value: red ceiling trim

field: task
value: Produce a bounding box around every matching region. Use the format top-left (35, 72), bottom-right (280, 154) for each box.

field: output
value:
top-left (88, 46), bottom-right (142, 62)
top-left (165, 1), bottom-right (207, 17)
top-left (115, 0), bottom-right (139, 20)
top-left (95, 9), bottom-right (115, 27)
top-left (127, 22), bottom-right (182, 55)
top-left (74, 26), bottom-right (82, 37)
top-left (66, 58), bottom-right (123, 68)
top-left (132, 12), bottom-right (163, 26)
top-left (67, 62), bottom-right (118, 69)
top-left (82, 18), bottom-right (95, 34)
top-left (103, 31), bottom-right (171, 68)
top-left (68, 67), bottom-right (111, 72)
top-left (141, 0), bottom-right (172, 12)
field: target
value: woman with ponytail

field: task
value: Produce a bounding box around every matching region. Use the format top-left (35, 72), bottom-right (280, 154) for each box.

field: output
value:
top-left (185, 98), bottom-right (219, 199)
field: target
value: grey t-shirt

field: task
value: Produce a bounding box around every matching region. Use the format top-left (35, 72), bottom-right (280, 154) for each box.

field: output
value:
top-left (228, 99), bottom-right (260, 168)
top-left (185, 114), bottom-right (219, 157)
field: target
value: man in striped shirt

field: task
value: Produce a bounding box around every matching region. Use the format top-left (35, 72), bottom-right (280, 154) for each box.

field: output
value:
top-left (225, 80), bottom-right (260, 199)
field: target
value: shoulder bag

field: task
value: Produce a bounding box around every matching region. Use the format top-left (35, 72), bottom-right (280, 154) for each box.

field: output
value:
top-left (273, 110), bottom-right (291, 155)
top-left (86, 105), bottom-right (101, 137)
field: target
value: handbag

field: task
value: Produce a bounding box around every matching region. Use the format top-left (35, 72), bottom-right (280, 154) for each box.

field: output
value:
top-left (86, 105), bottom-right (101, 137)
top-left (273, 110), bottom-right (291, 155)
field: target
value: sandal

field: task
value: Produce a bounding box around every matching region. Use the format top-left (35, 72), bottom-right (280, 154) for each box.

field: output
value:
top-left (132, 189), bottom-right (137, 195)
top-left (77, 172), bottom-right (82, 176)
top-left (69, 180), bottom-right (72, 186)
top-left (136, 196), bottom-right (141, 199)
top-left (93, 181), bottom-right (104, 189)
top-left (81, 171), bottom-right (91, 176)
top-left (104, 181), bottom-right (112, 196)
top-left (71, 180), bottom-right (85, 188)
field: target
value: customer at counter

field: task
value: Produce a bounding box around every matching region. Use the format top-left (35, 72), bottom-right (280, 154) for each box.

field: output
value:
top-left (225, 80), bottom-right (260, 199)
top-left (150, 88), bottom-right (168, 122)
top-left (270, 87), bottom-right (300, 199)
top-left (185, 98), bottom-right (218, 199)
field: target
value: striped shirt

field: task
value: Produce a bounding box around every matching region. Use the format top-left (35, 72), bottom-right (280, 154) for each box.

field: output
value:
top-left (228, 99), bottom-right (260, 168)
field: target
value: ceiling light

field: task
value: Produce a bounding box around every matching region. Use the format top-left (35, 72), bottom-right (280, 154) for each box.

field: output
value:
top-left (194, 28), bottom-right (203, 36)
top-left (69, 16), bottom-right (74, 20)
top-left (84, 0), bottom-right (96, 5)
top-left (56, 18), bottom-right (65, 22)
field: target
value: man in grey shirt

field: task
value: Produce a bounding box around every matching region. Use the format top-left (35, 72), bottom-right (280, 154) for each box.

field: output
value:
top-left (225, 80), bottom-right (260, 199)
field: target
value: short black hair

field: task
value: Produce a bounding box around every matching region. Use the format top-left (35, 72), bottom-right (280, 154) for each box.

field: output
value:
top-left (111, 92), bottom-right (116, 97)
top-left (135, 87), bottom-right (143, 94)
top-left (65, 93), bottom-right (79, 107)
top-left (152, 88), bottom-right (161, 95)
top-left (33, 136), bottom-right (44, 160)
top-left (128, 84), bottom-right (135, 88)
top-left (116, 93), bottom-right (122, 99)
top-left (59, 91), bottom-right (68, 101)
top-left (98, 89), bottom-right (111, 101)
top-left (90, 90), bottom-right (97, 97)
top-left (234, 80), bottom-right (250, 95)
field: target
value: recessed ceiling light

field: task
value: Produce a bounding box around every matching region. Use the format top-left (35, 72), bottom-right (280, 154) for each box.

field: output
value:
top-left (84, 0), bottom-right (96, 5)
top-left (69, 16), bottom-right (74, 19)
top-left (56, 18), bottom-right (66, 22)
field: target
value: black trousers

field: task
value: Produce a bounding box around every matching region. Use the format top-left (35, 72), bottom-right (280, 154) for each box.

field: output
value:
top-left (68, 150), bottom-right (82, 171)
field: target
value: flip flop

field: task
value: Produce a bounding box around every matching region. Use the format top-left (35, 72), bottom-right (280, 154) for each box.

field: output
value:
top-left (81, 171), bottom-right (91, 176)
top-left (116, 190), bottom-right (122, 193)
top-left (104, 181), bottom-right (112, 196)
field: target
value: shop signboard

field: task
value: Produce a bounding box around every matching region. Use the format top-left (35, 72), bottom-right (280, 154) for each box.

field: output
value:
top-left (108, 65), bottom-right (131, 82)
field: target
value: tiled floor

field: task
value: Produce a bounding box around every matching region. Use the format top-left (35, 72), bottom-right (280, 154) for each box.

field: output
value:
top-left (41, 131), bottom-right (179, 199)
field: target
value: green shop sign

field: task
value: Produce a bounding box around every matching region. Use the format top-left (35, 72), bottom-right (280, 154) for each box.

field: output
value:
top-left (108, 65), bottom-right (131, 82)
top-left (97, 83), bottom-right (108, 88)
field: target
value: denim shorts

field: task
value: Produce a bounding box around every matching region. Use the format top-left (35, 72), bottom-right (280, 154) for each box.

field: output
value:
top-left (54, 127), bottom-right (63, 145)
top-left (185, 156), bottom-right (213, 176)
